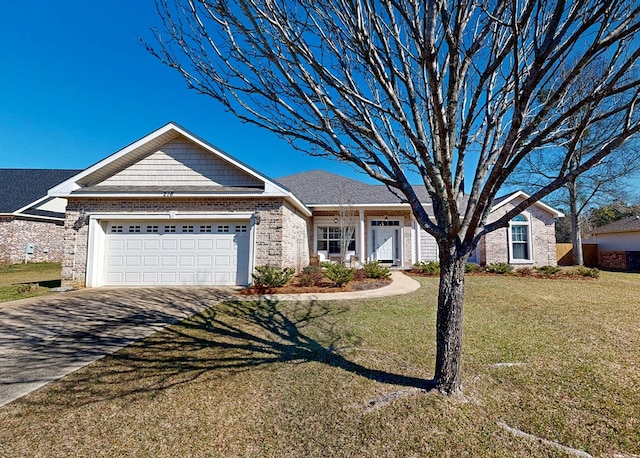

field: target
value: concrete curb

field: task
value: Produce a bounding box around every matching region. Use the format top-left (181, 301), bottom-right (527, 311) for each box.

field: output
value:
top-left (235, 271), bottom-right (421, 302)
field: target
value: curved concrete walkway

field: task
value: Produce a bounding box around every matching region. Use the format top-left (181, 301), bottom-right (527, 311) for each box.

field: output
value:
top-left (238, 271), bottom-right (421, 301)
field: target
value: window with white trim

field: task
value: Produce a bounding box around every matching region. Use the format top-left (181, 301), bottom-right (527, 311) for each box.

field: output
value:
top-left (510, 214), bottom-right (531, 261)
top-left (317, 226), bottom-right (355, 254)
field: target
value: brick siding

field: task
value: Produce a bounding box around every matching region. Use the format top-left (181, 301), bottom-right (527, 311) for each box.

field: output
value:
top-left (0, 216), bottom-right (66, 265)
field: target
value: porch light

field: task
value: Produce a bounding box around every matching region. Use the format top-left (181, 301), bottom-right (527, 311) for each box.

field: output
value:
top-left (253, 211), bottom-right (262, 225)
top-left (384, 215), bottom-right (388, 224)
top-left (334, 217), bottom-right (338, 224)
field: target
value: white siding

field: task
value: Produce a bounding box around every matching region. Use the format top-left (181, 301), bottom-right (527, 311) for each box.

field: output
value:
top-left (97, 138), bottom-right (263, 188)
top-left (419, 229), bottom-right (439, 261)
top-left (595, 232), bottom-right (640, 252)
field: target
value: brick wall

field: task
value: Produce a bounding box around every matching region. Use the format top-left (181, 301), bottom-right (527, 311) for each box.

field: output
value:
top-left (599, 251), bottom-right (627, 270)
top-left (481, 197), bottom-right (558, 266)
top-left (63, 197), bottom-right (309, 287)
top-left (0, 216), bottom-right (66, 265)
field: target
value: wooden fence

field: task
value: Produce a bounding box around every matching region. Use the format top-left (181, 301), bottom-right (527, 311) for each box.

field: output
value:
top-left (556, 243), bottom-right (598, 267)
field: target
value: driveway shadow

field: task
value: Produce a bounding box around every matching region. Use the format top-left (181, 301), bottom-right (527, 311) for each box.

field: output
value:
top-left (8, 290), bottom-right (432, 406)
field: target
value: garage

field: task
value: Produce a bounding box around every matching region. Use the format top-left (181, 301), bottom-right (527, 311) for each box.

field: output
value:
top-left (102, 220), bottom-right (251, 286)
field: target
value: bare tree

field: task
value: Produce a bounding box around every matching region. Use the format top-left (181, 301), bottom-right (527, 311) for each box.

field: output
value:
top-left (511, 63), bottom-right (640, 265)
top-left (144, 0), bottom-right (640, 394)
top-left (337, 198), bottom-right (357, 266)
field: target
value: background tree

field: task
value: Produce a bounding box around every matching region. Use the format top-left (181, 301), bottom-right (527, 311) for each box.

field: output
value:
top-left (510, 62), bottom-right (640, 264)
top-left (587, 200), bottom-right (640, 229)
top-left (145, 0), bottom-right (640, 395)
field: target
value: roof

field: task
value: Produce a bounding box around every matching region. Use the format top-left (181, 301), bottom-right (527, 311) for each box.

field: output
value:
top-left (276, 170), bottom-right (432, 206)
top-left (490, 190), bottom-right (564, 217)
top-left (591, 215), bottom-right (640, 234)
top-left (0, 169), bottom-right (80, 217)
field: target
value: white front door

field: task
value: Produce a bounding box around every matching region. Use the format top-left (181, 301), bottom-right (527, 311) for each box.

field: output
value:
top-left (373, 227), bottom-right (396, 262)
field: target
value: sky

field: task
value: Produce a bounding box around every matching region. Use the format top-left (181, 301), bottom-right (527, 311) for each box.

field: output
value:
top-left (0, 1), bottom-right (369, 181)
top-left (1, 2), bottom-right (638, 202)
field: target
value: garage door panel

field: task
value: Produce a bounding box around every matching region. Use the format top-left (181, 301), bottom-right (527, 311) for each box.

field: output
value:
top-left (161, 256), bottom-right (177, 267)
top-left (162, 239), bottom-right (178, 250)
top-left (144, 239), bottom-right (160, 250)
top-left (104, 220), bottom-right (250, 286)
top-left (108, 239), bottom-right (125, 250)
top-left (143, 256), bottom-right (159, 266)
top-left (179, 256), bottom-right (195, 267)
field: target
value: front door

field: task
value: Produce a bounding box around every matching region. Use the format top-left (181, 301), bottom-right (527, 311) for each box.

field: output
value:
top-left (373, 226), bottom-right (396, 263)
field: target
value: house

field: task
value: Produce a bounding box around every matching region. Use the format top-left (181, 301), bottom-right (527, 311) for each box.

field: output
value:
top-left (0, 169), bottom-right (80, 265)
top-left (591, 215), bottom-right (640, 270)
top-left (48, 122), bottom-right (562, 287)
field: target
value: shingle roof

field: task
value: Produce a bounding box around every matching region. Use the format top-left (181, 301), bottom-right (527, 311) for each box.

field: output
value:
top-left (591, 215), bottom-right (640, 234)
top-left (0, 169), bottom-right (81, 215)
top-left (275, 170), bottom-right (432, 206)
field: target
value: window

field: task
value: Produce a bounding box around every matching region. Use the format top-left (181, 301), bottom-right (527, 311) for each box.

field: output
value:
top-left (164, 225), bottom-right (176, 233)
top-left (235, 225), bottom-right (248, 233)
top-left (371, 220), bottom-right (400, 226)
top-left (317, 226), bottom-right (355, 254)
top-left (510, 214), bottom-right (530, 261)
top-left (128, 225), bottom-right (141, 233)
top-left (110, 225), bottom-right (123, 233)
top-left (182, 225), bottom-right (194, 233)
top-left (146, 225), bottom-right (159, 233)
top-left (200, 225), bottom-right (213, 233)
top-left (217, 225), bottom-right (230, 233)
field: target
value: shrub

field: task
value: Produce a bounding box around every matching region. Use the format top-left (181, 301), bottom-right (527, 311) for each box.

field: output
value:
top-left (363, 261), bottom-right (391, 279)
top-left (464, 262), bottom-right (482, 273)
top-left (325, 263), bottom-right (355, 287)
top-left (574, 266), bottom-right (601, 278)
top-left (298, 265), bottom-right (324, 287)
top-left (535, 265), bottom-right (561, 276)
top-left (415, 260), bottom-right (440, 275)
top-left (485, 262), bottom-right (514, 274)
top-left (252, 265), bottom-right (295, 288)
top-left (516, 266), bottom-right (535, 276)
top-left (353, 268), bottom-right (367, 282)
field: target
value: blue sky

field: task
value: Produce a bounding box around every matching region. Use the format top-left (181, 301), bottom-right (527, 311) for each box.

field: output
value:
top-left (1, 2), bottom-right (638, 201)
top-left (0, 1), bottom-right (368, 181)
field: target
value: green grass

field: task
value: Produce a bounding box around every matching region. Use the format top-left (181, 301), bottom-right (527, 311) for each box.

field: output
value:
top-left (0, 272), bottom-right (638, 456)
top-left (0, 262), bottom-right (62, 303)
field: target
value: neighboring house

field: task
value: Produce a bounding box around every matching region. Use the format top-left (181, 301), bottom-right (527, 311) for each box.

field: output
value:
top-left (0, 169), bottom-right (80, 265)
top-left (591, 215), bottom-right (640, 270)
top-left (48, 122), bottom-right (562, 288)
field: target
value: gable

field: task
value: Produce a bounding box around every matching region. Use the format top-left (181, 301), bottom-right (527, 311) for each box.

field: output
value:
top-left (47, 122), bottom-right (311, 216)
top-left (92, 136), bottom-right (263, 189)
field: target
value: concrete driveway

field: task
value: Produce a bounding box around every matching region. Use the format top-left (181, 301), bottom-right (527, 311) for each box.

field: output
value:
top-left (0, 286), bottom-right (235, 407)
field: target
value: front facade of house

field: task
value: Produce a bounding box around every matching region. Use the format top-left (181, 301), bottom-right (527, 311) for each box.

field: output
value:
top-left (49, 123), bottom-right (561, 288)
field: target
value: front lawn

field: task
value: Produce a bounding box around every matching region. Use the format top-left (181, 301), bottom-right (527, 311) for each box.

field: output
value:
top-left (0, 272), bottom-right (638, 456)
top-left (0, 262), bottom-right (61, 303)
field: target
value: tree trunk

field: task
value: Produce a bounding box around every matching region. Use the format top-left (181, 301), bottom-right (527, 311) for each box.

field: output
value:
top-left (568, 179), bottom-right (584, 266)
top-left (434, 242), bottom-right (467, 395)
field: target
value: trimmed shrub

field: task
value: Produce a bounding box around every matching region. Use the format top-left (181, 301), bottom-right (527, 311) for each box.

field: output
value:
top-left (353, 268), bottom-right (367, 282)
top-left (464, 262), bottom-right (482, 273)
top-left (516, 266), bottom-right (535, 276)
top-left (415, 260), bottom-right (440, 275)
top-left (574, 266), bottom-right (601, 278)
top-left (535, 265), bottom-right (561, 276)
top-left (485, 262), bottom-right (514, 274)
top-left (252, 265), bottom-right (295, 288)
top-left (325, 263), bottom-right (355, 287)
top-left (298, 265), bottom-right (324, 287)
top-left (363, 261), bottom-right (391, 279)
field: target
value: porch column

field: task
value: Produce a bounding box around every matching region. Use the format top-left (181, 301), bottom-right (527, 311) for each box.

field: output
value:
top-left (415, 218), bottom-right (421, 263)
top-left (359, 209), bottom-right (365, 263)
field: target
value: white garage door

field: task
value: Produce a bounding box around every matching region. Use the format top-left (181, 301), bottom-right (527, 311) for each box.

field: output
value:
top-left (104, 221), bottom-right (250, 286)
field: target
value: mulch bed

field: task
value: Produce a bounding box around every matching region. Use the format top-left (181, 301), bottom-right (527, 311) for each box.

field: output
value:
top-left (406, 268), bottom-right (599, 280)
top-left (238, 277), bottom-right (392, 295)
